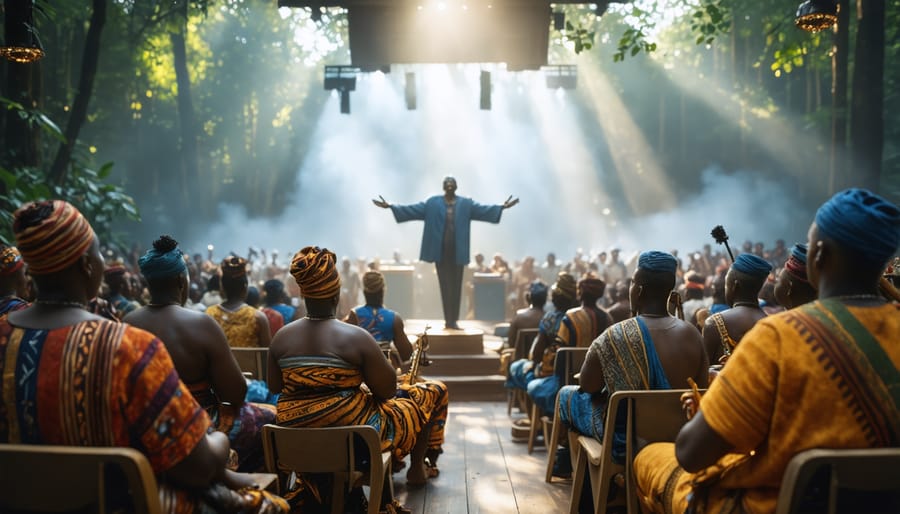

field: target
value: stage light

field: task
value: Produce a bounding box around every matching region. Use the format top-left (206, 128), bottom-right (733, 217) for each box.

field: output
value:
top-left (480, 70), bottom-right (491, 110)
top-left (543, 64), bottom-right (577, 90)
top-left (324, 65), bottom-right (359, 115)
top-left (795, 0), bottom-right (837, 33)
top-left (405, 72), bottom-right (417, 110)
top-left (1, 4), bottom-right (44, 63)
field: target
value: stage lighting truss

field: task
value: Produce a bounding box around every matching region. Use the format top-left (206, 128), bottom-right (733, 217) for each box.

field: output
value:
top-left (542, 64), bottom-right (577, 90)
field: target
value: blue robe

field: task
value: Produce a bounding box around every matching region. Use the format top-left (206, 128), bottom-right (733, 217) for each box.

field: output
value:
top-left (391, 195), bottom-right (503, 265)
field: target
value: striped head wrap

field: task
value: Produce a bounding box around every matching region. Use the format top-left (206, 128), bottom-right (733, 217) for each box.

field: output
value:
top-left (783, 243), bottom-right (809, 283)
top-left (552, 272), bottom-right (578, 302)
top-left (363, 271), bottom-right (385, 294)
top-left (220, 256), bottom-right (249, 280)
top-left (578, 274), bottom-right (606, 300)
top-left (13, 200), bottom-right (95, 275)
top-left (0, 245), bottom-right (24, 275)
top-left (104, 262), bottom-right (127, 279)
top-left (290, 246), bottom-right (341, 299)
top-left (138, 235), bottom-right (188, 280)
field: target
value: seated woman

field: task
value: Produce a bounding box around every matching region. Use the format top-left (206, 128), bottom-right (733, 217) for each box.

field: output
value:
top-left (125, 235), bottom-right (276, 472)
top-left (1, 200), bottom-right (286, 513)
top-left (268, 246), bottom-right (448, 509)
top-left (207, 256), bottom-right (271, 348)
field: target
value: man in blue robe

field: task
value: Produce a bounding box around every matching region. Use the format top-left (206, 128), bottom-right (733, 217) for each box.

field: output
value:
top-left (374, 176), bottom-right (518, 329)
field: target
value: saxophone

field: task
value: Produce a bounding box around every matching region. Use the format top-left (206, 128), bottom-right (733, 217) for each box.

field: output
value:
top-left (407, 325), bottom-right (432, 385)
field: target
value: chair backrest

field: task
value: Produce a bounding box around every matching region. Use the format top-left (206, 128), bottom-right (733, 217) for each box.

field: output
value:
top-left (554, 347), bottom-right (588, 386)
top-left (0, 444), bottom-right (162, 514)
top-left (620, 389), bottom-right (696, 514)
top-left (261, 424), bottom-right (383, 494)
top-left (775, 448), bottom-right (900, 514)
top-left (513, 328), bottom-right (540, 361)
top-left (232, 347), bottom-right (268, 381)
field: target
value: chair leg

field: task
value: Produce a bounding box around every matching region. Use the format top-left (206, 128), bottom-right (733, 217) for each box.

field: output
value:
top-left (545, 403), bottom-right (563, 482)
top-left (367, 471), bottom-right (384, 514)
top-left (331, 476), bottom-right (346, 514)
top-left (507, 389), bottom-right (514, 416)
top-left (569, 444), bottom-right (588, 514)
top-left (527, 403), bottom-right (542, 454)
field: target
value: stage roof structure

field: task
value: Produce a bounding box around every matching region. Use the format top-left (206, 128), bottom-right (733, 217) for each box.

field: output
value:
top-left (277, 0), bottom-right (627, 71)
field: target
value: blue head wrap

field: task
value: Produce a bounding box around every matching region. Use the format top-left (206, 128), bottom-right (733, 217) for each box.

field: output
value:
top-left (139, 236), bottom-right (187, 281)
top-left (815, 188), bottom-right (900, 266)
top-left (529, 280), bottom-right (549, 297)
top-left (790, 243), bottom-right (808, 265)
top-left (732, 253), bottom-right (772, 279)
top-left (638, 251), bottom-right (677, 274)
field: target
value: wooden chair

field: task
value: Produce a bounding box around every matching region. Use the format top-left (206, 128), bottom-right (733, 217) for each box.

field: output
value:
top-left (262, 424), bottom-right (393, 514)
top-left (541, 347), bottom-right (588, 484)
top-left (232, 347), bottom-right (268, 381)
top-left (507, 327), bottom-right (539, 416)
top-left (775, 448), bottom-right (900, 514)
top-left (569, 388), bottom-right (694, 513)
top-left (530, 346), bottom-right (588, 455)
top-left (623, 389), bottom-right (696, 514)
top-left (0, 444), bottom-right (162, 514)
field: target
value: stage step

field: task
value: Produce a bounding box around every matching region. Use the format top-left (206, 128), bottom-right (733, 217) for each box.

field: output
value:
top-left (427, 374), bottom-right (507, 402)
top-left (426, 353), bottom-right (503, 376)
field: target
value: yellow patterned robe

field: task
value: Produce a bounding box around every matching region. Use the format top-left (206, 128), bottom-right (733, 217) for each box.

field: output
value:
top-left (635, 300), bottom-right (900, 514)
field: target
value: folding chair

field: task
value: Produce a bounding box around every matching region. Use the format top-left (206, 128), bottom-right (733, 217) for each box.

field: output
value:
top-left (232, 347), bottom-right (268, 381)
top-left (775, 447), bottom-right (900, 514)
top-left (0, 444), bottom-right (162, 514)
top-left (262, 424), bottom-right (393, 514)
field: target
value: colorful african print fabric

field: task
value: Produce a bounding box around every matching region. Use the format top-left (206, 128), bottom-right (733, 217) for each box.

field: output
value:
top-left (270, 303), bottom-right (295, 324)
top-left (188, 380), bottom-right (277, 472)
top-left (557, 315), bottom-right (672, 463)
top-left (635, 300), bottom-right (900, 514)
top-left (506, 308), bottom-right (567, 390)
top-left (0, 318), bottom-right (208, 512)
top-left (107, 293), bottom-right (138, 319)
top-left (0, 295), bottom-right (28, 316)
top-left (276, 355), bottom-right (447, 455)
top-left (353, 305), bottom-right (396, 342)
top-left (708, 312), bottom-right (737, 358)
top-left (207, 304), bottom-right (263, 347)
top-left (261, 307), bottom-right (284, 337)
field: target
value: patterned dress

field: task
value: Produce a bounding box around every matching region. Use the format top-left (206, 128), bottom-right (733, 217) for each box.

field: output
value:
top-left (207, 304), bottom-right (262, 347)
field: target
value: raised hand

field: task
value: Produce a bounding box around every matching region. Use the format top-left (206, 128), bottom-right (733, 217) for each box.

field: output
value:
top-left (502, 195), bottom-right (519, 209)
top-left (372, 195), bottom-right (391, 209)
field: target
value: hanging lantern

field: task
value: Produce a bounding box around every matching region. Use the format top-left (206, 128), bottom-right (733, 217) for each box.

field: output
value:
top-left (1, 2), bottom-right (45, 63)
top-left (795, 0), bottom-right (838, 33)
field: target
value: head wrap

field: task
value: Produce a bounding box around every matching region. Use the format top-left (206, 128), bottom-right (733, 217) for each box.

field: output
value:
top-left (264, 279), bottom-right (285, 296)
top-left (138, 235), bottom-right (187, 281)
top-left (529, 280), bottom-right (549, 298)
top-left (219, 256), bottom-right (248, 280)
top-left (684, 270), bottom-right (705, 290)
top-left (578, 275), bottom-right (606, 300)
top-left (13, 200), bottom-right (96, 275)
top-left (290, 246), bottom-right (341, 299)
top-left (552, 272), bottom-right (577, 302)
top-left (815, 188), bottom-right (900, 266)
top-left (784, 243), bottom-right (809, 283)
top-left (104, 263), bottom-right (127, 279)
top-left (638, 251), bottom-right (678, 274)
top-left (732, 253), bottom-right (772, 279)
top-left (0, 246), bottom-right (24, 276)
top-left (363, 271), bottom-right (385, 294)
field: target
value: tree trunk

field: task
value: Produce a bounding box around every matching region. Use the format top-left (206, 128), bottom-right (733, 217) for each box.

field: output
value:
top-left (170, 1), bottom-right (200, 210)
top-left (829, 0), bottom-right (850, 194)
top-left (849, 0), bottom-right (885, 193)
top-left (48, 0), bottom-right (106, 187)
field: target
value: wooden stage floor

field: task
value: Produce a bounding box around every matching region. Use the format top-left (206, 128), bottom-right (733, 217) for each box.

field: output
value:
top-left (392, 401), bottom-right (572, 514)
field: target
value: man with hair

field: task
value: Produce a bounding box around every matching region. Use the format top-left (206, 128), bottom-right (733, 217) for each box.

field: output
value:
top-left (373, 176), bottom-right (518, 329)
top-left (346, 270), bottom-right (414, 369)
top-left (0, 244), bottom-right (29, 314)
top-left (552, 251), bottom-right (708, 477)
top-left (681, 271), bottom-right (710, 330)
top-left (773, 243), bottom-right (818, 310)
top-left (606, 278), bottom-right (633, 323)
top-left (103, 263), bottom-right (139, 318)
top-left (635, 188), bottom-right (900, 514)
top-left (702, 253), bottom-right (772, 364)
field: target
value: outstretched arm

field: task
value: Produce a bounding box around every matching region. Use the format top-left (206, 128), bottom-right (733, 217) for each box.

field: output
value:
top-left (372, 195), bottom-right (391, 209)
top-left (502, 195), bottom-right (519, 209)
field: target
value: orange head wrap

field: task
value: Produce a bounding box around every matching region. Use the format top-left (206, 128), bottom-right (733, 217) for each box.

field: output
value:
top-left (219, 256), bottom-right (249, 280)
top-left (0, 245), bottom-right (24, 276)
top-left (290, 246), bottom-right (341, 299)
top-left (13, 200), bottom-right (95, 275)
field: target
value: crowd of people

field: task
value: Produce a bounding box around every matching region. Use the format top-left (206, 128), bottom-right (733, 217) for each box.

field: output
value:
top-left (0, 187), bottom-right (898, 514)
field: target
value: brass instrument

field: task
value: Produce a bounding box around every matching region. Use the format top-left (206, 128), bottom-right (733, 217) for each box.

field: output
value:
top-left (407, 325), bottom-right (432, 385)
